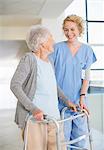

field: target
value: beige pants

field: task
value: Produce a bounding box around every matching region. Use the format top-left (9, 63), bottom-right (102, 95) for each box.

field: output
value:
top-left (24, 120), bottom-right (66, 150)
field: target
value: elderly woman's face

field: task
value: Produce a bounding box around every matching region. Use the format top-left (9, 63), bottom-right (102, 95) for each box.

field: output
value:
top-left (42, 34), bottom-right (54, 54)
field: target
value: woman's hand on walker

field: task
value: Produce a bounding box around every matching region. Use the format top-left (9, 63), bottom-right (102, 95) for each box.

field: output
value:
top-left (79, 100), bottom-right (89, 115)
top-left (32, 109), bottom-right (44, 121)
top-left (66, 101), bottom-right (77, 112)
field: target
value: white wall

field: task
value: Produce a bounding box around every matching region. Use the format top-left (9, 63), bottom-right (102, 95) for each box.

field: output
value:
top-left (42, 14), bottom-right (66, 42)
top-left (0, 62), bottom-right (18, 109)
top-left (0, 27), bottom-right (30, 40)
top-left (0, 15), bottom-right (41, 40)
top-left (88, 94), bottom-right (104, 133)
top-left (0, 40), bottom-right (29, 109)
top-left (0, 15), bottom-right (67, 41)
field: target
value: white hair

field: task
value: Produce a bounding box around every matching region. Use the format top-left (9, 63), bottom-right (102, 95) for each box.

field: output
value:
top-left (26, 25), bottom-right (51, 52)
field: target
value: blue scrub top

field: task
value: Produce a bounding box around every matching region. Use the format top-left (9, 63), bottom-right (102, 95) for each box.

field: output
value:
top-left (50, 41), bottom-right (97, 110)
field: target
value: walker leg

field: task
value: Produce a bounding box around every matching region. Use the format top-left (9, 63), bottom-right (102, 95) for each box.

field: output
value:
top-left (87, 116), bottom-right (93, 150)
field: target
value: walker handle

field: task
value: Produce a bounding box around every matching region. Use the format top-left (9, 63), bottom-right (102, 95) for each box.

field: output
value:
top-left (76, 105), bottom-right (89, 116)
top-left (76, 105), bottom-right (81, 112)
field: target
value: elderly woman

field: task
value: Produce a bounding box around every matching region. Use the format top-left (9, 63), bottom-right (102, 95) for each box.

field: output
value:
top-left (10, 25), bottom-right (76, 150)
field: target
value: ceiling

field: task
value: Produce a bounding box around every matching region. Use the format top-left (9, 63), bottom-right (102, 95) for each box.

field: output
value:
top-left (0, 0), bottom-right (73, 17)
top-left (0, 0), bottom-right (74, 60)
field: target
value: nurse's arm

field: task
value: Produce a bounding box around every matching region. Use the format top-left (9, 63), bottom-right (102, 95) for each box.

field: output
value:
top-left (79, 68), bottom-right (90, 113)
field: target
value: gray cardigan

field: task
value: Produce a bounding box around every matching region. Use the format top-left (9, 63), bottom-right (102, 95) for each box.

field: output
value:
top-left (10, 52), bottom-right (68, 129)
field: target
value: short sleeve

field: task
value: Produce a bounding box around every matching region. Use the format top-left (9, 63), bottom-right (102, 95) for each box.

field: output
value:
top-left (83, 47), bottom-right (97, 69)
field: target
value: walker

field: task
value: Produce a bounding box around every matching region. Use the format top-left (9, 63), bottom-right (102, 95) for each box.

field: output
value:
top-left (24, 107), bottom-right (93, 150)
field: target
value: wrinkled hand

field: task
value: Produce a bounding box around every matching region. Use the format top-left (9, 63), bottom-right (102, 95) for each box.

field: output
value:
top-left (66, 101), bottom-right (77, 112)
top-left (32, 109), bottom-right (44, 121)
top-left (79, 100), bottom-right (89, 115)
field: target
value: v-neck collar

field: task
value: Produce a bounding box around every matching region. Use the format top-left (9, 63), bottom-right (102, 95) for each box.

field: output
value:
top-left (64, 41), bottom-right (84, 58)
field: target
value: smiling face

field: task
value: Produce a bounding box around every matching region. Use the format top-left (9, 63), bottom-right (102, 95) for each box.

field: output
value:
top-left (46, 34), bottom-right (54, 53)
top-left (63, 21), bottom-right (80, 43)
top-left (42, 34), bottom-right (54, 54)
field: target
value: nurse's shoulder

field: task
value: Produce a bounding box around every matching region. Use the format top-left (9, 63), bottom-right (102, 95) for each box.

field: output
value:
top-left (54, 41), bottom-right (67, 52)
top-left (81, 42), bottom-right (95, 57)
top-left (82, 42), bottom-right (97, 65)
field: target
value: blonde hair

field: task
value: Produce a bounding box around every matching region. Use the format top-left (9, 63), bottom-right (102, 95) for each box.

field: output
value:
top-left (26, 25), bottom-right (50, 52)
top-left (63, 15), bottom-right (84, 36)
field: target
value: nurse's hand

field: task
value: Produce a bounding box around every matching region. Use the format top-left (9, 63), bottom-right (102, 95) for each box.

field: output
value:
top-left (79, 99), bottom-right (89, 115)
top-left (32, 109), bottom-right (44, 121)
top-left (66, 101), bottom-right (77, 112)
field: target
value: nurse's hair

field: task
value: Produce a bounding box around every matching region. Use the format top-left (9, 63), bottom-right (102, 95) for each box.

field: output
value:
top-left (26, 25), bottom-right (51, 52)
top-left (62, 14), bottom-right (84, 36)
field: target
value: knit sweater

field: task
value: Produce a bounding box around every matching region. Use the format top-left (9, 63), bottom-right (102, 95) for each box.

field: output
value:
top-left (10, 52), bottom-right (68, 129)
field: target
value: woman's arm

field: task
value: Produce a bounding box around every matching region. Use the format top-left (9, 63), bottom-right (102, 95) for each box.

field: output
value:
top-left (79, 68), bottom-right (90, 113)
top-left (57, 86), bottom-right (77, 112)
top-left (10, 54), bottom-right (38, 113)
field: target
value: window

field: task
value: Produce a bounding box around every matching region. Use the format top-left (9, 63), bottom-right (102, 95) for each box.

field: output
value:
top-left (87, 0), bottom-right (104, 21)
top-left (65, 0), bottom-right (104, 73)
top-left (88, 23), bottom-right (104, 44)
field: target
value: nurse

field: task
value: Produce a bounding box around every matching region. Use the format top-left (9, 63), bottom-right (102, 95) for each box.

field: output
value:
top-left (50, 15), bottom-right (97, 149)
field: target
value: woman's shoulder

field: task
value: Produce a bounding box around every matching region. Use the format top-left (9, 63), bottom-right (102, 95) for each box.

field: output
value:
top-left (81, 43), bottom-right (96, 61)
top-left (23, 52), bottom-right (36, 61)
top-left (54, 41), bottom-right (67, 53)
top-left (20, 52), bottom-right (37, 67)
top-left (82, 42), bottom-right (92, 49)
top-left (24, 52), bottom-right (35, 58)
top-left (81, 43), bottom-right (94, 53)
top-left (54, 41), bottom-right (66, 47)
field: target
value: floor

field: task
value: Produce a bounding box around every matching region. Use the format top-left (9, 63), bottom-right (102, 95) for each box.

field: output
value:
top-left (0, 109), bottom-right (23, 150)
top-left (0, 109), bottom-right (104, 150)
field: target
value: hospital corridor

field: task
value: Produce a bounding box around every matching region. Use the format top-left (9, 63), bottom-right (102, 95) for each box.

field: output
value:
top-left (0, 0), bottom-right (104, 150)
